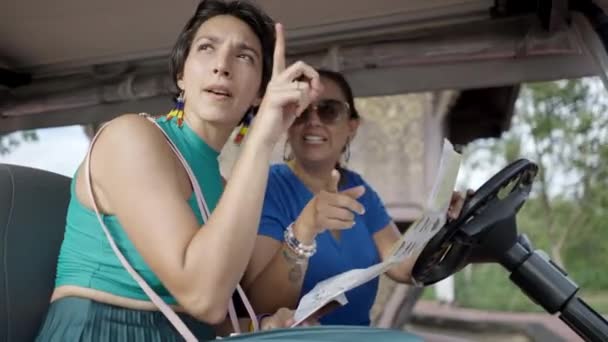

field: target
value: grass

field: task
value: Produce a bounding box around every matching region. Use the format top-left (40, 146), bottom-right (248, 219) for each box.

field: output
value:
top-left (420, 264), bottom-right (608, 314)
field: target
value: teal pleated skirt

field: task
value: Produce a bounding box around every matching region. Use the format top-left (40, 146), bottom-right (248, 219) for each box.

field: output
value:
top-left (35, 297), bottom-right (423, 342)
top-left (35, 297), bottom-right (216, 341)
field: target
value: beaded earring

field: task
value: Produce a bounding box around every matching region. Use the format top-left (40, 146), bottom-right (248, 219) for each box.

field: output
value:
top-left (233, 110), bottom-right (254, 145)
top-left (165, 91), bottom-right (185, 127)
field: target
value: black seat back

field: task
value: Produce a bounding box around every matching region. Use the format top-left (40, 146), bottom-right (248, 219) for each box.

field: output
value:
top-left (0, 164), bottom-right (71, 341)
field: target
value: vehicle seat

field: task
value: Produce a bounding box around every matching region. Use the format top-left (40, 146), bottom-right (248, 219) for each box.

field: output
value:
top-left (0, 164), bottom-right (71, 341)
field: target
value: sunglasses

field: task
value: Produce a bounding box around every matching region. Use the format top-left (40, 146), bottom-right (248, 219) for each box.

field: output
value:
top-left (294, 99), bottom-right (351, 125)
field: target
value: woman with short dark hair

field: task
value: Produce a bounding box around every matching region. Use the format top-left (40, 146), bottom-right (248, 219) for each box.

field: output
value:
top-left (36, 1), bottom-right (322, 340)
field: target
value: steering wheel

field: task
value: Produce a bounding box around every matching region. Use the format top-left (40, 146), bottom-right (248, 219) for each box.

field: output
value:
top-left (411, 158), bottom-right (539, 286)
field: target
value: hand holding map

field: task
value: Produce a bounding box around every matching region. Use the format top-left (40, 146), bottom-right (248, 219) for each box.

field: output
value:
top-left (292, 139), bottom-right (462, 326)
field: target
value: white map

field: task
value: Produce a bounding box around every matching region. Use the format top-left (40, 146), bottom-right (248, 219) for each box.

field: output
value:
top-left (292, 139), bottom-right (462, 326)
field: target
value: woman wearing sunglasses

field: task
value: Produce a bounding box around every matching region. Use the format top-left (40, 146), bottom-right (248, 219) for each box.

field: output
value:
top-left (242, 69), bottom-right (454, 326)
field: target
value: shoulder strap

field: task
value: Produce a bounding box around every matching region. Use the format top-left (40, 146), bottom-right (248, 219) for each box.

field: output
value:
top-left (144, 116), bottom-right (259, 333)
top-left (84, 114), bottom-right (259, 341)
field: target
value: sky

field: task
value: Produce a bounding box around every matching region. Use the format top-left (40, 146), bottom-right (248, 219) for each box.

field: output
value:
top-left (0, 125), bottom-right (90, 177)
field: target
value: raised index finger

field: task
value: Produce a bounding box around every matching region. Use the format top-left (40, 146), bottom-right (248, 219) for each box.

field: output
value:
top-left (272, 23), bottom-right (286, 77)
top-left (326, 169), bottom-right (340, 193)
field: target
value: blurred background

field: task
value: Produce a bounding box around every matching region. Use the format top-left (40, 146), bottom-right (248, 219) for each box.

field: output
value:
top-left (2, 1), bottom-right (608, 340)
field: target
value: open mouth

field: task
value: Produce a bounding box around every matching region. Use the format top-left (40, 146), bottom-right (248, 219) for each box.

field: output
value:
top-left (303, 135), bottom-right (328, 144)
top-left (204, 86), bottom-right (232, 98)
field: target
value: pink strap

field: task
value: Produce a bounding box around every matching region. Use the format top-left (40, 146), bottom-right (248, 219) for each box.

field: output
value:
top-left (84, 114), bottom-right (259, 340)
top-left (146, 117), bottom-right (259, 333)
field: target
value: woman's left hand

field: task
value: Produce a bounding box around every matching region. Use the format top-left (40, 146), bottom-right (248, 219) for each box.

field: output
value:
top-left (260, 308), bottom-right (319, 330)
top-left (446, 189), bottom-right (474, 221)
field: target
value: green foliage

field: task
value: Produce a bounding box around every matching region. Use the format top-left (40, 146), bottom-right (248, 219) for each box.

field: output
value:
top-left (454, 264), bottom-right (542, 313)
top-left (454, 77), bottom-right (608, 313)
top-left (453, 196), bottom-right (608, 313)
top-left (0, 131), bottom-right (38, 155)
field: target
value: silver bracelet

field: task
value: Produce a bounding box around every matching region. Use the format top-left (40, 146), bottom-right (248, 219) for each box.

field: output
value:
top-left (284, 223), bottom-right (316, 259)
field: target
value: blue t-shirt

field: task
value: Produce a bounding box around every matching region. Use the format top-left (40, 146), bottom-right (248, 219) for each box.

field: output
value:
top-left (259, 164), bottom-right (392, 325)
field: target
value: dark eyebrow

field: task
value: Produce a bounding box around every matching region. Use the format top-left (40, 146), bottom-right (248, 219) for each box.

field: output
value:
top-left (236, 42), bottom-right (261, 60)
top-left (193, 35), bottom-right (260, 60)
top-left (194, 35), bottom-right (219, 44)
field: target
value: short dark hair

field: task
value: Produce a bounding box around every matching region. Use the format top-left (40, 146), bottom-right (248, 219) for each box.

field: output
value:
top-left (170, 0), bottom-right (275, 95)
top-left (317, 69), bottom-right (360, 120)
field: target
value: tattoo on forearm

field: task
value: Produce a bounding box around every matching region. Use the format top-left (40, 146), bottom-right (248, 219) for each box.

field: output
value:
top-left (282, 249), bottom-right (304, 283)
top-left (288, 265), bottom-right (303, 283)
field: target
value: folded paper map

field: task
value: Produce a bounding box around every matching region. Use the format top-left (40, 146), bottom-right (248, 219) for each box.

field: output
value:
top-left (292, 139), bottom-right (462, 326)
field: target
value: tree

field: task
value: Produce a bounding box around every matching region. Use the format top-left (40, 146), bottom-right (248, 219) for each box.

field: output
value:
top-left (458, 77), bottom-right (608, 305)
top-left (462, 78), bottom-right (608, 266)
top-left (0, 131), bottom-right (38, 155)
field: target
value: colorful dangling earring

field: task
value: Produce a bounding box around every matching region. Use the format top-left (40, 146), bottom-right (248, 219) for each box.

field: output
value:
top-left (166, 91), bottom-right (185, 127)
top-left (233, 110), bottom-right (254, 145)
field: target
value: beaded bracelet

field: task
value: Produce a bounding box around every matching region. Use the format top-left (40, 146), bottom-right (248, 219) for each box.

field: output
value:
top-left (284, 223), bottom-right (317, 259)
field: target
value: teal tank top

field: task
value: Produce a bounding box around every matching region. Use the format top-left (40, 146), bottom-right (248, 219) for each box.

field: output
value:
top-left (55, 118), bottom-right (224, 304)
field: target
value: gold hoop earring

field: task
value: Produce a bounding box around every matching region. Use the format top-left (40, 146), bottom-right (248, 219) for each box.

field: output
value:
top-left (341, 139), bottom-right (351, 166)
top-left (283, 140), bottom-right (293, 162)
